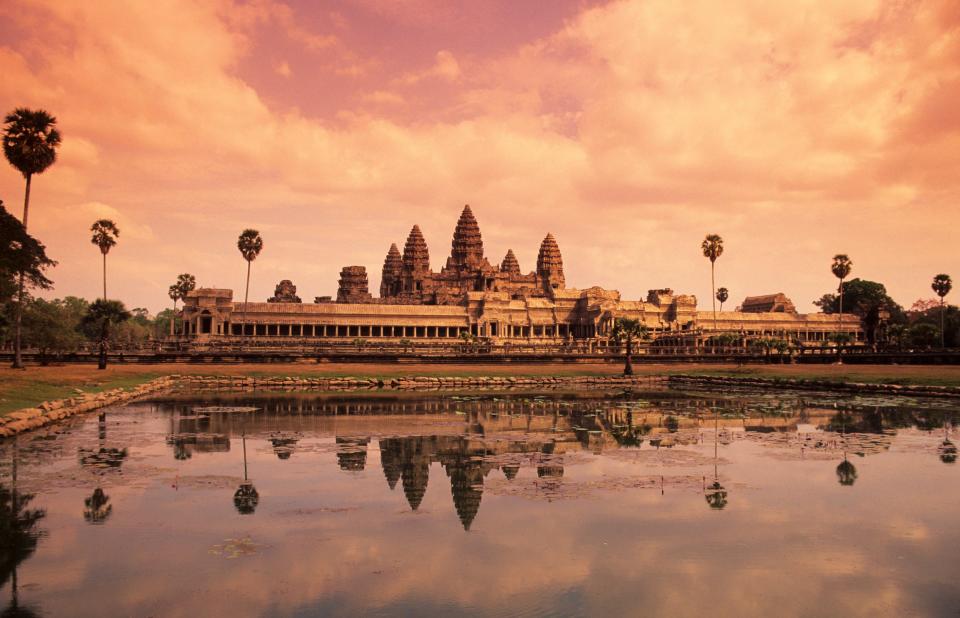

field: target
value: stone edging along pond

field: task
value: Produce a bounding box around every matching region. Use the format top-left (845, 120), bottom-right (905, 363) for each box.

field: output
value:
top-left (0, 374), bottom-right (664, 439)
top-left (4, 372), bottom-right (959, 439)
top-left (668, 374), bottom-right (960, 398)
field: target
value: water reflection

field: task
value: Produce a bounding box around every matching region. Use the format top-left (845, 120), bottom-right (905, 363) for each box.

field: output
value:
top-left (1, 389), bottom-right (958, 616)
top-left (1, 441), bottom-right (45, 618)
top-left (233, 433), bottom-right (259, 515)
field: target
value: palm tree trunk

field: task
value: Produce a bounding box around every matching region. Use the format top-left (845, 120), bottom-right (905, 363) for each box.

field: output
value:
top-left (242, 259), bottom-right (251, 336)
top-left (11, 175), bottom-right (32, 370)
top-left (102, 253), bottom-right (107, 300)
top-left (837, 278), bottom-right (844, 363)
top-left (711, 261), bottom-right (717, 333)
top-left (98, 321), bottom-right (108, 370)
top-left (941, 297), bottom-right (946, 348)
top-left (170, 300), bottom-right (177, 337)
top-left (624, 337), bottom-right (634, 376)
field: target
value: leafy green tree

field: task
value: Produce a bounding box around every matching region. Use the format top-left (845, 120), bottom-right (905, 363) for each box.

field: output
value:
top-left (831, 254), bottom-right (853, 346)
top-left (816, 278), bottom-right (904, 345)
top-left (908, 322), bottom-right (939, 348)
top-left (3, 108), bottom-right (61, 370)
top-left (932, 274), bottom-right (952, 348)
top-left (701, 234), bottom-right (724, 331)
top-left (90, 219), bottom-right (119, 300)
top-left (237, 229), bottom-right (263, 333)
top-left (22, 298), bottom-right (84, 364)
top-left (80, 299), bottom-right (131, 370)
top-left (0, 201), bottom-right (55, 368)
top-left (611, 317), bottom-right (648, 376)
top-left (716, 287), bottom-right (729, 312)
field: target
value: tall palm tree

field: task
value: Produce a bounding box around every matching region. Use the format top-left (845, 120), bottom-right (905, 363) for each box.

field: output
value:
top-left (237, 229), bottom-right (263, 334)
top-left (90, 219), bottom-right (119, 300)
top-left (80, 299), bottom-right (131, 370)
top-left (611, 317), bottom-right (648, 376)
top-left (3, 108), bottom-right (62, 370)
top-left (831, 254), bottom-right (853, 344)
top-left (701, 234), bottom-right (724, 332)
top-left (168, 285), bottom-right (180, 337)
top-left (170, 273), bottom-right (196, 336)
top-left (716, 287), bottom-right (729, 312)
top-left (932, 274), bottom-right (952, 348)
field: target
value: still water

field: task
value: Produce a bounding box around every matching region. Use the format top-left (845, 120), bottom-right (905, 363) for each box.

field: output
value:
top-left (1, 387), bottom-right (958, 617)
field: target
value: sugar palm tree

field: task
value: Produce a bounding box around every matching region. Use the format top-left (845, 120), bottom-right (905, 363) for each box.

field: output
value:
top-left (80, 299), bottom-right (131, 370)
top-left (169, 273), bottom-right (196, 336)
top-left (716, 287), bottom-right (729, 312)
top-left (932, 274), bottom-right (952, 348)
top-left (90, 219), bottom-right (119, 300)
top-left (168, 284), bottom-right (180, 337)
top-left (701, 234), bottom-right (724, 332)
top-left (237, 229), bottom-right (263, 334)
top-left (611, 317), bottom-right (648, 376)
top-left (831, 254), bottom-right (853, 345)
top-left (3, 108), bottom-right (62, 370)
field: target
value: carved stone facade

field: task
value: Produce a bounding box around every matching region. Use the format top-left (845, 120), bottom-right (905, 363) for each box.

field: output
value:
top-left (336, 266), bottom-right (373, 304)
top-left (268, 280), bottom-right (302, 303)
top-left (376, 205), bottom-right (567, 305)
top-left (180, 205), bottom-right (864, 344)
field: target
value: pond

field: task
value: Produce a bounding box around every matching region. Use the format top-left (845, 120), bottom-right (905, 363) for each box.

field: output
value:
top-left (1, 386), bottom-right (958, 617)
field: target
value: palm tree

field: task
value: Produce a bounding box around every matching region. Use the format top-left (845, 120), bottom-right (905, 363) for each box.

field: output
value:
top-left (701, 234), bottom-right (724, 332)
top-left (80, 299), bottom-right (131, 370)
top-left (611, 317), bottom-right (648, 376)
top-left (169, 273), bottom-right (196, 337)
top-left (237, 229), bottom-right (263, 335)
top-left (168, 284), bottom-right (179, 337)
top-left (831, 254), bottom-right (853, 348)
top-left (932, 274), bottom-right (952, 348)
top-left (716, 287), bottom-right (729, 312)
top-left (3, 108), bottom-right (62, 370)
top-left (90, 219), bottom-right (119, 300)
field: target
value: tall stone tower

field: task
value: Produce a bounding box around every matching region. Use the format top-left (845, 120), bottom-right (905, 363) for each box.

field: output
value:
top-left (336, 266), bottom-right (373, 303)
top-left (380, 243), bottom-right (402, 297)
top-left (401, 224), bottom-right (430, 293)
top-left (500, 249), bottom-right (521, 276)
top-left (448, 204), bottom-right (484, 272)
top-left (536, 233), bottom-right (565, 292)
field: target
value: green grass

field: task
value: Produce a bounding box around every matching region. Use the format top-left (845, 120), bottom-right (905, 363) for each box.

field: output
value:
top-left (0, 371), bottom-right (164, 415)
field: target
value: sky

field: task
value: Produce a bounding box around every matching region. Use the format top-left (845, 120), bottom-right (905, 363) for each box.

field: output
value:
top-left (1, 0), bottom-right (958, 314)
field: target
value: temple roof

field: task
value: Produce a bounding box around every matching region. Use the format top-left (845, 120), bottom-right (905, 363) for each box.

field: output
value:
top-left (450, 204), bottom-right (484, 269)
top-left (402, 225), bottom-right (430, 273)
top-left (501, 249), bottom-right (521, 275)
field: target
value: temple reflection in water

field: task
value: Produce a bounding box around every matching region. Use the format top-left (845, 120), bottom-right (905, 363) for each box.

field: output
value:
top-left (154, 390), bottom-right (958, 530)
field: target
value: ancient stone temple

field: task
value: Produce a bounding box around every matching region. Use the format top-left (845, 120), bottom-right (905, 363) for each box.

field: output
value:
top-left (268, 280), bottom-right (301, 303)
top-left (336, 266), bottom-right (373, 304)
top-left (180, 205), bottom-right (864, 344)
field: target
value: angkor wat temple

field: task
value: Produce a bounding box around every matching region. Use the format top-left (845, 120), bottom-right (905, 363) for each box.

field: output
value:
top-left (181, 205), bottom-right (861, 345)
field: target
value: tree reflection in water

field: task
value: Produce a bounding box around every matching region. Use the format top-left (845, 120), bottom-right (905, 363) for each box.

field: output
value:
top-left (234, 433), bottom-right (259, 514)
top-left (1, 438), bottom-right (46, 617)
top-left (83, 488), bottom-right (112, 524)
top-left (835, 411), bottom-right (858, 487)
top-left (704, 409), bottom-right (728, 510)
top-left (939, 422), bottom-right (957, 464)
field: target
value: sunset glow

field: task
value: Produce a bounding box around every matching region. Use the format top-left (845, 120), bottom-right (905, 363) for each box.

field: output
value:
top-left (2, 0), bottom-right (958, 312)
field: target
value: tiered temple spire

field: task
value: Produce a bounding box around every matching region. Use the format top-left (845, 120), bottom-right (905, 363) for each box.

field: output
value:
top-left (380, 243), bottom-right (402, 297)
top-left (449, 204), bottom-right (484, 270)
top-left (536, 233), bottom-right (565, 290)
top-left (500, 249), bottom-right (521, 275)
top-left (402, 225), bottom-right (430, 274)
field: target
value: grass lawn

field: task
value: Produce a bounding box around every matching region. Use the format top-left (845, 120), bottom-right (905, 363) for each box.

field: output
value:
top-left (2, 361), bottom-right (959, 415)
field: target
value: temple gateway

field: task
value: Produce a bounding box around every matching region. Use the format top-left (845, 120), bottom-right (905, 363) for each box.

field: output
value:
top-left (182, 205), bottom-right (861, 346)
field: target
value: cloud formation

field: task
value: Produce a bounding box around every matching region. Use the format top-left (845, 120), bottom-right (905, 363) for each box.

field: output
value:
top-left (0, 0), bottom-right (957, 312)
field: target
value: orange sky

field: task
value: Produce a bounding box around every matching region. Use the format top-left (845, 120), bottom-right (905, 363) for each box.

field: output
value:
top-left (1, 0), bottom-right (958, 313)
